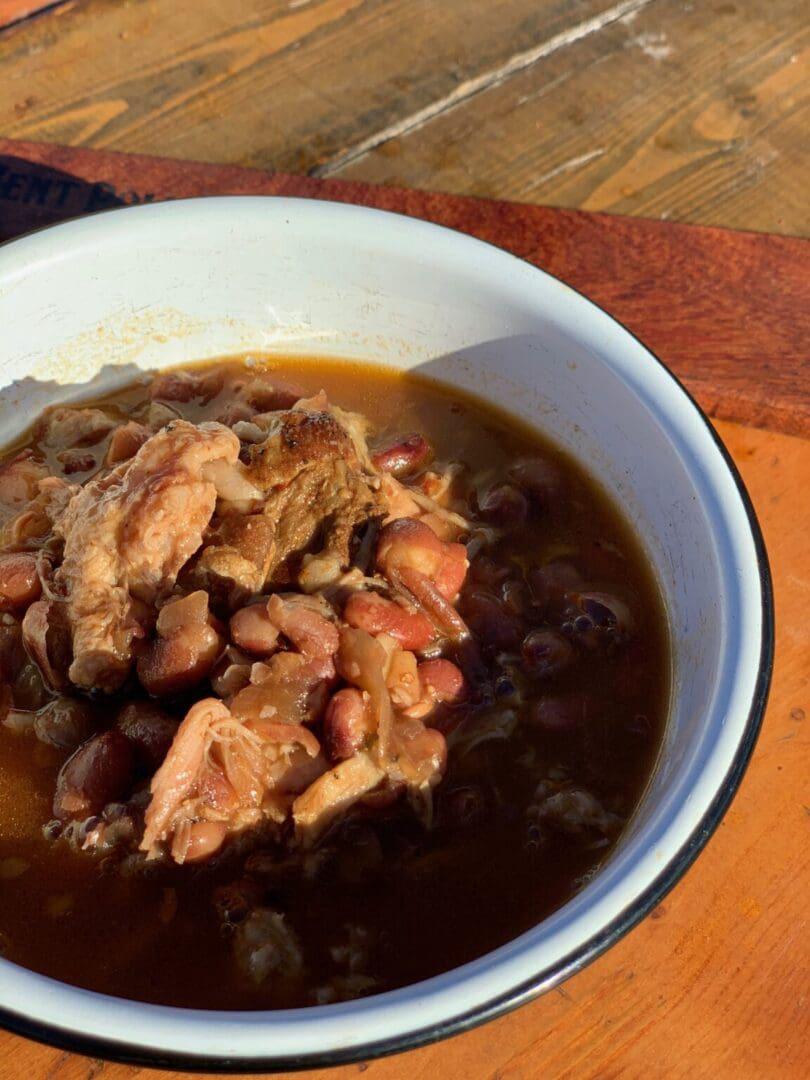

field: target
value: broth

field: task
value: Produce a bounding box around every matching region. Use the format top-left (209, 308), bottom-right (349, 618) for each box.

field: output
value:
top-left (0, 357), bottom-right (668, 1008)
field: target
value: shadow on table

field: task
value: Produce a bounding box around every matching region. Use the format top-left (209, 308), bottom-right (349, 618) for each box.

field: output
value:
top-left (0, 154), bottom-right (130, 244)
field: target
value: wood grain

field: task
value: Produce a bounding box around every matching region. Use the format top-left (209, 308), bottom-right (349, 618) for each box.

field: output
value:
top-left (1, 138), bottom-right (807, 438)
top-left (0, 0), bottom-right (807, 237)
top-left (0, 419), bottom-right (806, 1078)
top-left (332, 0), bottom-right (810, 238)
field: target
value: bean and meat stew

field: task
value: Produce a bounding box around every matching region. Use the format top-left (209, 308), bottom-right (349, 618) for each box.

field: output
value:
top-left (0, 358), bottom-right (668, 1008)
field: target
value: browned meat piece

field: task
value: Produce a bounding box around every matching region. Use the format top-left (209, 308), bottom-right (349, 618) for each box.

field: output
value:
top-left (192, 407), bottom-right (386, 602)
top-left (52, 420), bottom-right (240, 691)
top-left (292, 754), bottom-right (384, 845)
top-left (187, 513), bottom-right (276, 609)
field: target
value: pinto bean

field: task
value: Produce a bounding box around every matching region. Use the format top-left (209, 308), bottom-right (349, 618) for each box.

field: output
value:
top-left (150, 369), bottom-right (223, 404)
top-left (402, 658), bottom-right (466, 719)
top-left (53, 730), bottom-right (136, 821)
top-left (0, 553), bottom-right (40, 612)
top-left (468, 555), bottom-right (511, 590)
top-left (323, 688), bottom-right (371, 762)
top-left (138, 623), bottom-right (223, 697)
top-left (184, 821), bottom-right (228, 862)
top-left (241, 375), bottom-right (306, 412)
top-left (267, 594), bottom-right (339, 660)
top-left (116, 701), bottom-right (179, 771)
top-left (527, 561), bottom-right (584, 612)
top-left (230, 603), bottom-right (281, 656)
top-left (105, 421), bottom-right (150, 465)
top-left (343, 591), bottom-right (434, 651)
top-left (138, 592), bottom-right (223, 697)
top-left (573, 592), bottom-right (633, 634)
top-left (417, 659), bottom-right (466, 704)
top-left (33, 698), bottom-right (96, 751)
top-left (371, 433), bottom-right (432, 477)
top-left (521, 629), bottom-right (574, 679)
top-left (477, 483), bottom-right (529, 526)
top-left (529, 693), bottom-right (592, 733)
top-left (508, 457), bottom-right (564, 508)
top-left (56, 450), bottom-right (96, 475)
top-left (377, 518), bottom-right (468, 601)
top-left (21, 600), bottom-right (72, 691)
top-left (461, 591), bottom-right (523, 653)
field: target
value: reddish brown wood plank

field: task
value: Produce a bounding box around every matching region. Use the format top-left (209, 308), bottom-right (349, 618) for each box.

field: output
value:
top-left (0, 137), bottom-right (807, 438)
top-left (0, 1), bottom-right (65, 27)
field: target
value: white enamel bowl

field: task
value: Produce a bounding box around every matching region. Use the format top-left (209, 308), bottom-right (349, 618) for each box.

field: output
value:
top-left (0, 198), bottom-right (772, 1070)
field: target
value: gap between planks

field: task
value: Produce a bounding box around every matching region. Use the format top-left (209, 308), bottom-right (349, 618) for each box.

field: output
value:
top-left (312, 0), bottom-right (659, 177)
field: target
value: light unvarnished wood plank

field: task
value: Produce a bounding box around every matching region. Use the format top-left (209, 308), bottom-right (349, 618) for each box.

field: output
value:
top-left (0, 420), bottom-right (806, 1079)
top-left (330, 0), bottom-right (810, 236)
top-left (0, 0), bottom-right (636, 172)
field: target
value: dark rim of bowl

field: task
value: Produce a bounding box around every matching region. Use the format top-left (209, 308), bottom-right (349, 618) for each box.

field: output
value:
top-left (0, 198), bottom-right (775, 1073)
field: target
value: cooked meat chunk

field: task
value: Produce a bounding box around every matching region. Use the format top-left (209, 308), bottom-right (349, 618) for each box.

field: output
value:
top-left (141, 697), bottom-right (325, 863)
top-left (233, 909), bottom-right (304, 984)
top-left (53, 421), bottom-right (240, 691)
top-left (0, 451), bottom-right (49, 511)
top-left (38, 407), bottom-right (116, 450)
top-left (192, 407), bottom-right (386, 602)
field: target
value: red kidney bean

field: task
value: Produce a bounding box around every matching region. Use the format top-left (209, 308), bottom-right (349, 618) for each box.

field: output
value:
top-left (371, 433), bottom-right (432, 477)
top-left (53, 730), bottom-right (136, 821)
top-left (521, 629), bottom-right (575, 679)
top-left (0, 553), bottom-right (40, 612)
top-left (116, 701), bottom-right (179, 771)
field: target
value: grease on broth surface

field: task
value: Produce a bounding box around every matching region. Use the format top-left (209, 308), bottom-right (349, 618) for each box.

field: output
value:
top-left (0, 357), bottom-right (668, 1008)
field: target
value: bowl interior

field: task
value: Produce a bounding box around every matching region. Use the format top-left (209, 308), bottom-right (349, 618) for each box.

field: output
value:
top-left (0, 198), bottom-right (767, 1066)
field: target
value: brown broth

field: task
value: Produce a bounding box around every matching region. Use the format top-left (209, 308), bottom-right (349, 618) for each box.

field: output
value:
top-left (0, 357), bottom-right (669, 1008)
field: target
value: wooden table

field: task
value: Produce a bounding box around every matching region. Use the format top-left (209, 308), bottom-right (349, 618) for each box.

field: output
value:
top-left (0, 0), bottom-right (808, 238)
top-left (0, 3), bottom-right (808, 1078)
